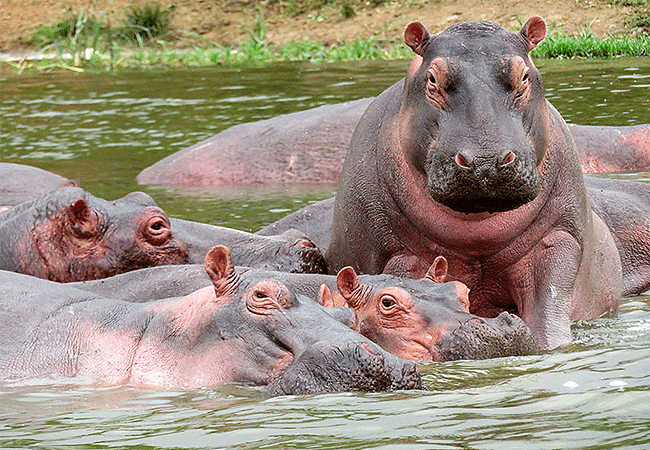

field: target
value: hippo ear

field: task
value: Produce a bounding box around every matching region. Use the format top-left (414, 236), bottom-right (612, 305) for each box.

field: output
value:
top-left (336, 266), bottom-right (365, 309)
top-left (424, 255), bottom-right (448, 283)
top-left (520, 16), bottom-right (546, 52)
top-left (404, 21), bottom-right (431, 57)
top-left (204, 245), bottom-right (237, 296)
top-left (316, 284), bottom-right (347, 308)
top-left (67, 198), bottom-right (99, 238)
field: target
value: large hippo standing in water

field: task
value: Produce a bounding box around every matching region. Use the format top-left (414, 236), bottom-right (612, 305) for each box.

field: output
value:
top-left (0, 245), bottom-right (421, 394)
top-left (327, 17), bottom-right (622, 349)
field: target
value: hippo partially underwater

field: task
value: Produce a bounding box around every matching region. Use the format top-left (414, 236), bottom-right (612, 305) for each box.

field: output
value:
top-left (0, 184), bottom-right (326, 281)
top-left (325, 17), bottom-right (623, 350)
top-left (0, 246), bottom-right (421, 394)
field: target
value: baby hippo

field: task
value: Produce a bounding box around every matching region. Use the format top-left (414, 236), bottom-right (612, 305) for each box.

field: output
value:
top-left (0, 246), bottom-right (421, 395)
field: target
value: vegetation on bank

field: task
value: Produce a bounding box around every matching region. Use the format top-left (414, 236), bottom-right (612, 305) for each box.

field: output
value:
top-left (4, 1), bottom-right (650, 73)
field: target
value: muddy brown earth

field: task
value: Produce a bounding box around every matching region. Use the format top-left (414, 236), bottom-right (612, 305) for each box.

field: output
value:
top-left (0, 0), bottom-right (637, 53)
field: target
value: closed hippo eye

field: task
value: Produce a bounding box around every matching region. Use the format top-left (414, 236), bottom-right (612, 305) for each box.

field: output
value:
top-left (247, 280), bottom-right (293, 315)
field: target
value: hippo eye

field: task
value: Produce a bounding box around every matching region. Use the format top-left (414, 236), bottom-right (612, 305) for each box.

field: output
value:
top-left (381, 297), bottom-right (396, 309)
top-left (145, 215), bottom-right (172, 245)
top-left (427, 72), bottom-right (436, 86)
top-left (254, 291), bottom-right (267, 299)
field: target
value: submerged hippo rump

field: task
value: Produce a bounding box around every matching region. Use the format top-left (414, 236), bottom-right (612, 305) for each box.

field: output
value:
top-left (73, 256), bottom-right (538, 362)
top-left (327, 17), bottom-right (622, 349)
top-left (0, 246), bottom-right (420, 394)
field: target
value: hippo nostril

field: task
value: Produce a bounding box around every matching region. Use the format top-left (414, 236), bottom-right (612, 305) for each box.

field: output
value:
top-left (455, 152), bottom-right (471, 169)
top-left (500, 151), bottom-right (516, 167)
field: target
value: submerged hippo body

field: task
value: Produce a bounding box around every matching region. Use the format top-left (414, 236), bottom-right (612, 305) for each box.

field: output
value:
top-left (586, 175), bottom-right (650, 296)
top-left (0, 163), bottom-right (70, 209)
top-left (327, 17), bottom-right (622, 349)
top-left (135, 106), bottom-right (650, 188)
top-left (73, 258), bottom-right (538, 362)
top-left (0, 246), bottom-right (420, 394)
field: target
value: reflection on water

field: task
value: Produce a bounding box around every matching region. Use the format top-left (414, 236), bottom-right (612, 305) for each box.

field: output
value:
top-left (1, 58), bottom-right (650, 448)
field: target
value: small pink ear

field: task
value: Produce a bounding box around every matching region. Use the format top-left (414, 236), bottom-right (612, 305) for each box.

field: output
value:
top-left (317, 284), bottom-right (334, 307)
top-left (404, 21), bottom-right (430, 56)
top-left (336, 266), bottom-right (360, 301)
top-left (67, 198), bottom-right (98, 237)
top-left (425, 255), bottom-right (448, 283)
top-left (204, 245), bottom-right (235, 296)
top-left (520, 16), bottom-right (546, 52)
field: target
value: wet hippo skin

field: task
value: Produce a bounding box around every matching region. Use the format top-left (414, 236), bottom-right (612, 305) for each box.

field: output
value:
top-left (0, 246), bottom-right (421, 394)
top-left (327, 17), bottom-right (621, 350)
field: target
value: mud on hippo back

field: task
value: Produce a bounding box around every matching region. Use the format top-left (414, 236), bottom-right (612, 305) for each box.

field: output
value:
top-left (327, 17), bottom-right (622, 349)
top-left (0, 245), bottom-right (420, 394)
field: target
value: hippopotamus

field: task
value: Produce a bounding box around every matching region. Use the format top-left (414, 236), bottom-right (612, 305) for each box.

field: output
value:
top-left (585, 175), bottom-right (650, 296)
top-left (327, 17), bottom-right (622, 349)
top-left (135, 102), bottom-right (650, 187)
top-left (72, 256), bottom-right (538, 361)
top-left (0, 186), bottom-right (189, 282)
top-left (0, 185), bottom-right (326, 281)
top-left (169, 217), bottom-right (326, 273)
top-left (0, 245), bottom-right (421, 394)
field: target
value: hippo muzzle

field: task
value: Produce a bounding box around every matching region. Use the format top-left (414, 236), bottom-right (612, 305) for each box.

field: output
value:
top-left (267, 341), bottom-right (422, 395)
top-left (436, 311), bottom-right (538, 361)
top-left (428, 149), bottom-right (541, 214)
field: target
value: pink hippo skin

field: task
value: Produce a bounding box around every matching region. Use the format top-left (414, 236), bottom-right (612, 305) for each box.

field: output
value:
top-left (327, 17), bottom-right (622, 349)
top-left (0, 246), bottom-right (421, 394)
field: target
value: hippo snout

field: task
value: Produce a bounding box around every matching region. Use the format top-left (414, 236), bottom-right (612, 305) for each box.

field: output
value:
top-left (267, 340), bottom-right (421, 395)
top-left (429, 146), bottom-right (541, 214)
top-left (436, 311), bottom-right (538, 361)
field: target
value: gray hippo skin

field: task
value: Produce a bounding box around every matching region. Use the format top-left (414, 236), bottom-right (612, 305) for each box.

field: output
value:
top-left (73, 257), bottom-right (538, 362)
top-left (0, 246), bottom-right (420, 394)
top-left (585, 175), bottom-right (650, 296)
top-left (327, 17), bottom-right (622, 349)
top-left (0, 185), bottom-right (326, 280)
top-left (170, 217), bottom-right (326, 273)
top-left (0, 162), bottom-right (70, 209)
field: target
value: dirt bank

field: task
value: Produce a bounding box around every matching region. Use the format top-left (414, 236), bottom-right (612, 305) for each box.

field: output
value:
top-left (0, 0), bottom-right (637, 52)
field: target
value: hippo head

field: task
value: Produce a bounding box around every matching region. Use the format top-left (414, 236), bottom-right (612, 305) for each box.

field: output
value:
top-left (318, 257), bottom-right (538, 361)
top-left (168, 245), bottom-right (423, 394)
top-left (400, 16), bottom-right (550, 214)
top-left (12, 187), bottom-right (189, 282)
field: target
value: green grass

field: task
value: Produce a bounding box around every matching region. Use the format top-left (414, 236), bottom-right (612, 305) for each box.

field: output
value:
top-left (531, 27), bottom-right (650, 58)
top-left (10, 7), bottom-right (650, 73)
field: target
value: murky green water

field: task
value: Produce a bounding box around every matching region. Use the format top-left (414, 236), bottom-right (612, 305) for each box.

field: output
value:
top-left (1, 58), bottom-right (650, 448)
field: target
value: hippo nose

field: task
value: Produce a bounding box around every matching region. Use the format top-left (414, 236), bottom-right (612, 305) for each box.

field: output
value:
top-left (454, 151), bottom-right (517, 180)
